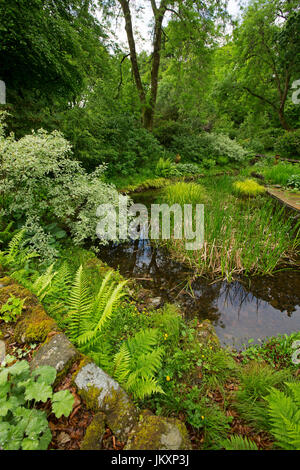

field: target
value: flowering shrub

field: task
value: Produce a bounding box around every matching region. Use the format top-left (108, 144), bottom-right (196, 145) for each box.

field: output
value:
top-left (0, 118), bottom-right (126, 260)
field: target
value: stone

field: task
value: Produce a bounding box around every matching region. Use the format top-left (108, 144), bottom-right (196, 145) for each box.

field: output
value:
top-left (30, 333), bottom-right (79, 377)
top-left (80, 412), bottom-right (106, 450)
top-left (125, 415), bottom-right (192, 450)
top-left (74, 362), bottom-right (138, 442)
top-left (148, 297), bottom-right (162, 309)
top-left (0, 340), bottom-right (5, 363)
top-left (196, 319), bottom-right (220, 346)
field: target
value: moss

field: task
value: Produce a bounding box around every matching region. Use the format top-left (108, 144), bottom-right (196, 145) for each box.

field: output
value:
top-left (80, 412), bottom-right (106, 450)
top-left (0, 282), bottom-right (38, 307)
top-left (78, 385), bottom-right (102, 411)
top-left (102, 387), bottom-right (138, 440)
top-left (14, 305), bottom-right (57, 343)
top-left (125, 415), bottom-right (192, 450)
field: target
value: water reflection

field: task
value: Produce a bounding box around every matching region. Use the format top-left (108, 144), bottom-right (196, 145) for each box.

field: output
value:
top-left (99, 238), bottom-right (300, 348)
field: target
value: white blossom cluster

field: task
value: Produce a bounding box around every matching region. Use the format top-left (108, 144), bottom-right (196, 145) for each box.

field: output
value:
top-left (0, 118), bottom-right (126, 260)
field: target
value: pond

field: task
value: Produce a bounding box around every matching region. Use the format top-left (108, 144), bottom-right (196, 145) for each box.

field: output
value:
top-left (98, 188), bottom-right (300, 349)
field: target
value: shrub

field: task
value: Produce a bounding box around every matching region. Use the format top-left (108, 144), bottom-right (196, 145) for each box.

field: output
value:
top-left (155, 157), bottom-right (179, 177)
top-left (287, 174), bottom-right (300, 190)
top-left (275, 129), bottom-right (300, 158)
top-left (162, 182), bottom-right (207, 206)
top-left (233, 179), bottom-right (266, 197)
top-left (171, 133), bottom-right (249, 164)
top-left (0, 127), bottom-right (127, 260)
top-left (175, 163), bottom-right (202, 176)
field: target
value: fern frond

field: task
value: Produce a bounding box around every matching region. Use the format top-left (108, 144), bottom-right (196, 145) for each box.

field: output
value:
top-left (222, 435), bottom-right (258, 450)
top-left (67, 265), bottom-right (92, 343)
top-left (113, 343), bottom-right (131, 384)
top-left (32, 264), bottom-right (57, 300)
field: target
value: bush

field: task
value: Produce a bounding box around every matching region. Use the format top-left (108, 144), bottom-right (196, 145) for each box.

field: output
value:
top-left (275, 129), bottom-right (300, 158)
top-left (155, 157), bottom-right (180, 178)
top-left (0, 125), bottom-right (126, 260)
top-left (233, 179), bottom-right (266, 197)
top-left (171, 133), bottom-right (249, 164)
top-left (287, 174), bottom-right (300, 190)
top-left (175, 163), bottom-right (202, 176)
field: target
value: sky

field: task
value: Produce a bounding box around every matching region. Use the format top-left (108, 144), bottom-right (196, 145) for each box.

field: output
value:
top-left (103, 0), bottom-right (244, 53)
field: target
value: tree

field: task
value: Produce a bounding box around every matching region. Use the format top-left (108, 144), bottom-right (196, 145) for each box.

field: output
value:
top-left (233, 0), bottom-right (300, 131)
top-left (99, 0), bottom-right (227, 130)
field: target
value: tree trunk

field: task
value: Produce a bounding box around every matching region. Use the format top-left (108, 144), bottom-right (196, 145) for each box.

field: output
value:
top-left (118, 0), bottom-right (146, 117)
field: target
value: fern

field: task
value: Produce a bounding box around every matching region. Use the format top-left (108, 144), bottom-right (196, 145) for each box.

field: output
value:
top-left (67, 265), bottom-right (92, 344)
top-left (222, 435), bottom-right (258, 450)
top-left (31, 264), bottom-right (58, 300)
top-left (67, 267), bottom-right (127, 349)
top-left (112, 328), bottom-right (165, 400)
top-left (0, 229), bottom-right (37, 268)
top-left (264, 382), bottom-right (300, 450)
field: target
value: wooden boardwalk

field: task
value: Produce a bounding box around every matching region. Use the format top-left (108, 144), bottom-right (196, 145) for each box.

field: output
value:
top-left (267, 187), bottom-right (300, 213)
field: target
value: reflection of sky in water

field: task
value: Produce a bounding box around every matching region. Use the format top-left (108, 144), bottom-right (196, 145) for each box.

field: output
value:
top-left (213, 282), bottom-right (300, 348)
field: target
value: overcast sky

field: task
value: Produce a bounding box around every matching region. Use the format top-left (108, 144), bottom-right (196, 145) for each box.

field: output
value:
top-left (102, 0), bottom-right (244, 53)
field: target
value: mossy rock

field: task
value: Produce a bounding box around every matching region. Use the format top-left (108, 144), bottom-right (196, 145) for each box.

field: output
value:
top-left (196, 319), bottom-right (220, 347)
top-left (80, 412), bottom-right (106, 450)
top-left (14, 305), bottom-right (58, 343)
top-left (74, 362), bottom-right (138, 442)
top-left (125, 415), bottom-right (192, 450)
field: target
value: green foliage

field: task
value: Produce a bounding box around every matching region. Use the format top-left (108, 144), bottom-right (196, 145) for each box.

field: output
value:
top-left (262, 163), bottom-right (300, 186)
top-left (241, 332), bottom-right (300, 370)
top-left (155, 157), bottom-right (179, 178)
top-left (67, 267), bottom-right (127, 349)
top-left (287, 174), bottom-right (300, 190)
top-left (171, 133), bottom-right (249, 164)
top-left (264, 382), bottom-right (300, 450)
top-left (233, 179), bottom-right (266, 197)
top-left (233, 361), bottom-right (294, 432)
top-left (0, 358), bottom-right (74, 450)
top-left (0, 295), bottom-right (25, 323)
top-left (162, 182), bottom-right (207, 206)
top-left (112, 328), bottom-right (165, 400)
top-left (275, 130), bottom-right (300, 158)
top-left (222, 435), bottom-right (258, 450)
top-left (175, 163), bottom-right (202, 176)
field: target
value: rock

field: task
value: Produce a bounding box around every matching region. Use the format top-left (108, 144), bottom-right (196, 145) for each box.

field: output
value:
top-left (14, 305), bottom-right (58, 343)
top-left (196, 319), bottom-right (220, 346)
top-left (148, 297), bottom-right (162, 309)
top-left (30, 333), bottom-right (79, 378)
top-left (125, 415), bottom-right (192, 450)
top-left (0, 340), bottom-right (5, 363)
top-left (80, 412), bottom-right (106, 450)
top-left (74, 362), bottom-right (138, 442)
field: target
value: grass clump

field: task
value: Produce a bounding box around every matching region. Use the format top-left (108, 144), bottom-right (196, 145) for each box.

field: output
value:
top-left (233, 179), bottom-right (266, 197)
top-left (162, 182), bottom-right (207, 206)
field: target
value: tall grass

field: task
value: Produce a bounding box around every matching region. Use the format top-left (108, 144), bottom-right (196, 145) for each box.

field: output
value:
top-left (162, 182), bottom-right (207, 206)
top-left (163, 176), bottom-right (300, 280)
top-left (262, 163), bottom-right (300, 186)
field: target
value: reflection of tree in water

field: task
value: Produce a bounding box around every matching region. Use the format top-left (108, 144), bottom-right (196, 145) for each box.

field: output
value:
top-left (99, 238), bottom-right (300, 328)
top-left (240, 272), bottom-right (300, 317)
